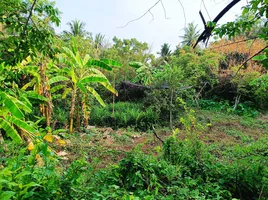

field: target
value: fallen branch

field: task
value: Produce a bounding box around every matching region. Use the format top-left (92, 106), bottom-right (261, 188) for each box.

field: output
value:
top-left (152, 126), bottom-right (164, 144)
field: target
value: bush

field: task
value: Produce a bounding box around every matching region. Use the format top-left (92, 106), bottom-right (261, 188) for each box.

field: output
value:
top-left (163, 136), bottom-right (268, 200)
top-left (1, 137), bottom-right (267, 199)
top-left (189, 99), bottom-right (259, 117)
top-left (89, 102), bottom-right (159, 131)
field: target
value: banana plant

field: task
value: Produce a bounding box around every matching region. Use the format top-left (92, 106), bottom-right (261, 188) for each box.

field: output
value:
top-left (19, 57), bottom-right (55, 127)
top-left (54, 40), bottom-right (120, 133)
top-left (0, 63), bottom-right (43, 143)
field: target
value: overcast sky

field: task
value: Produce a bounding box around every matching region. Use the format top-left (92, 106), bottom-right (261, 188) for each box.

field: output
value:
top-left (54, 0), bottom-right (248, 53)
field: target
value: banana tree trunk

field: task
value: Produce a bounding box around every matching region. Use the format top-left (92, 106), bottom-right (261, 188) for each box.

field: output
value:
top-left (69, 86), bottom-right (77, 133)
top-left (76, 105), bottom-right (80, 131)
top-left (112, 73), bottom-right (115, 117)
top-left (170, 88), bottom-right (174, 129)
top-left (40, 63), bottom-right (53, 127)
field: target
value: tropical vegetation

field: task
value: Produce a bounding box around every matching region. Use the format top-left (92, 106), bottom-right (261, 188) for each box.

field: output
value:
top-left (0, 0), bottom-right (267, 199)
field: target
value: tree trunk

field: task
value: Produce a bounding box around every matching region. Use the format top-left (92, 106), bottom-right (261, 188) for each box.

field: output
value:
top-left (170, 89), bottom-right (174, 129)
top-left (112, 73), bottom-right (115, 117)
top-left (76, 105), bottom-right (80, 131)
top-left (233, 94), bottom-right (241, 110)
top-left (69, 86), bottom-right (77, 133)
top-left (40, 63), bottom-right (53, 127)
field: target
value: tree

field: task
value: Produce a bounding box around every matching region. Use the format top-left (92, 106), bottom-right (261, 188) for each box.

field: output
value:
top-left (180, 22), bottom-right (200, 46)
top-left (158, 43), bottom-right (172, 61)
top-left (214, 0), bottom-right (268, 68)
top-left (0, 61), bottom-right (47, 143)
top-left (103, 37), bottom-right (155, 83)
top-left (0, 0), bottom-right (60, 65)
top-left (62, 20), bottom-right (90, 39)
top-left (55, 39), bottom-right (118, 133)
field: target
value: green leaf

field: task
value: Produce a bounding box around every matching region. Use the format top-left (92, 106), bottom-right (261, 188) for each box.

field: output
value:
top-left (100, 59), bottom-right (122, 68)
top-left (15, 171), bottom-right (31, 179)
top-left (100, 82), bottom-right (118, 96)
top-left (48, 76), bottom-right (69, 85)
top-left (6, 116), bottom-right (37, 134)
top-left (25, 91), bottom-right (48, 102)
top-left (87, 87), bottom-right (106, 107)
top-left (129, 61), bottom-right (143, 69)
top-left (21, 78), bottom-right (37, 90)
top-left (62, 88), bottom-right (72, 99)
top-left (61, 47), bottom-right (80, 67)
top-left (0, 118), bottom-right (22, 143)
top-left (1, 92), bottom-right (24, 119)
top-left (252, 54), bottom-right (267, 61)
top-left (78, 76), bottom-right (107, 85)
top-left (50, 85), bottom-right (65, 93)
top-left (0, 191), bottom-right (16, 200)
top-left (77, 82), bottom-right (87, 93)
top-left (86, 60), bottom-right (112, 71)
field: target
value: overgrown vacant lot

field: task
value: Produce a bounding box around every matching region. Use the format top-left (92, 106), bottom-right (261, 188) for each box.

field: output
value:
top-left (51, 110), bottom-right (268, 164)
top-left (1, 0), bottom-right (268, 199)
top-left (1, 110), bottom-right (267, 199)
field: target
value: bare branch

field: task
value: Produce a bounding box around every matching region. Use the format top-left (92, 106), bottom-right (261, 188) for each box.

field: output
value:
top-left (21, 0), bottom-right (37, 38)
top-left (211, 37), bottom-right (258, 49)
top-left (178, 0), bottom-right (187, 28)
top-left (201, 0), bottom-right (211, 20)
top-left (117, 0), bottom-right (162, 28)
top-left (234, 45), bottom-right (268, 77)
top-left (149, 10), bottom-right (155, 23)
top-left (160, 0), bottom-right (170, 19)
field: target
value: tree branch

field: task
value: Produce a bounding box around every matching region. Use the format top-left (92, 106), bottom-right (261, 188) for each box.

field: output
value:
top-left (178, 0), bottom-right (186, 28)
top-left (194, 0), bottom-right (241, 48)
top-left (118, 0), bottom-right (186, 28)
top-left (21, 0), bottom-right (38, 39)
top-left (211, 36), bottom-right (258, 49)
top-left (234, 45), bottom-right (268, 77)
top-left (118, 0), bottom-right (162, 28)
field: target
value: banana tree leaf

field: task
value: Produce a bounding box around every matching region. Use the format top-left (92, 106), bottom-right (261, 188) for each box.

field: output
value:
top-left (70, 68), bottom-right (77, 84)
top-left (87, 87), bottom-right (106, 107)
top-left (83, 54), bottom-right (91, 65)
top-left (100, 82), bottom-right (118, 96)
top-left (21, 78), bottom-right (37, 90)
top-left (77, 82), bottom-right (87, 93)
top-left (100, 59), bottom-right (122, 68)
top-left (16, 99), bottom-right (32, 113)
top-left (19, 96), bottom-right (33, 112)
top-left (6, 116), bottom-right (37, 134)
top-left (78, 76), bottom-right (107, 85)
top-left (48, 76), bottom-right (69, 85)
top-left (1, 92), bottom-right (24, 119)
top-left (129, 61), bottom-right (143, 69)
top-left (50, 85), bottom-right (65, 93)
top-left (62, 88), bottom-right (72, 99)
top-left (25, 91), bottom-right (48, 102)
top-left (86, 60), bottom-right (112, 71)
top-left (0, 118), bottom-right (22, 143)
top-left (61, 47), bottom-right (80, 67)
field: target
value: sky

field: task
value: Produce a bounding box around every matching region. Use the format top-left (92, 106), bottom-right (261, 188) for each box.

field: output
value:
top-left (54, 0), bottom-right (248, 53)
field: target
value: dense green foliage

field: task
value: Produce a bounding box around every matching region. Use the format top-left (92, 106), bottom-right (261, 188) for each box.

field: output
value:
top-left (1, 134), bottom-right (267, 199)
top-left (0, 0), bottom-right (267, 199)
top-left (89, 102), bottom-right (158, 131)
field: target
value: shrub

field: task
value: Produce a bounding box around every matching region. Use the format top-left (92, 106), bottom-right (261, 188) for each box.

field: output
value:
top-left (89, 102), bottom-right (159, 131)
top-left (189, 99), bottom-right (259, 117)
